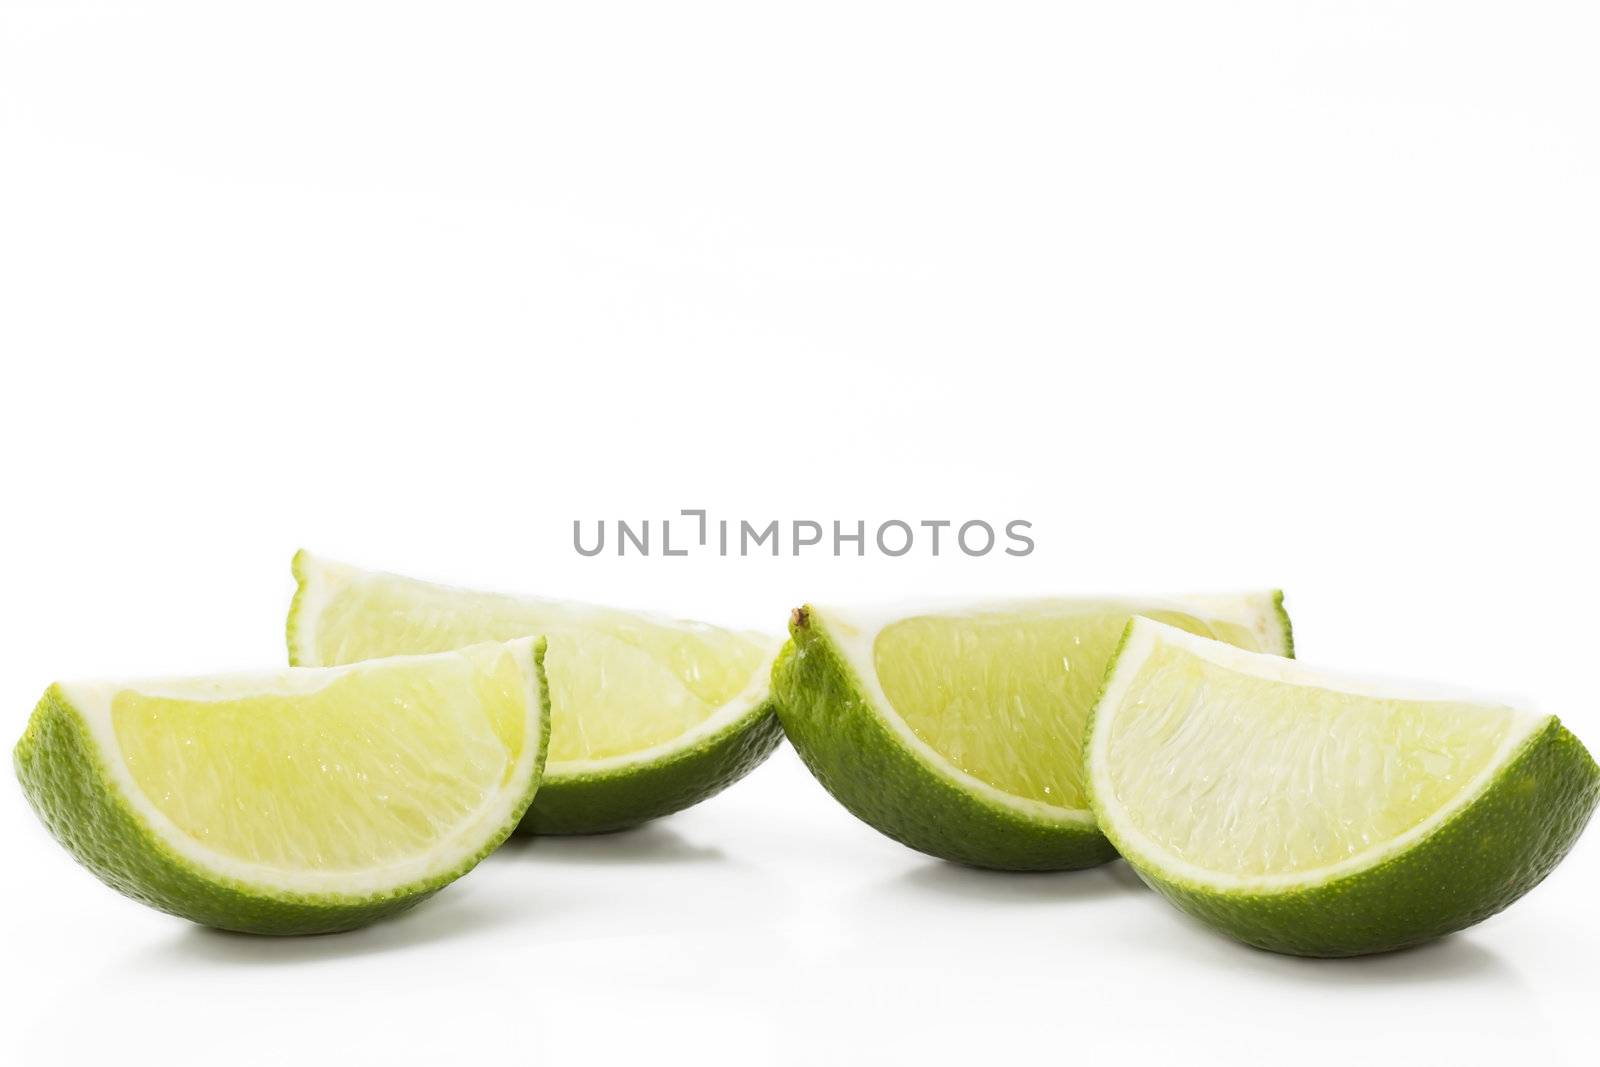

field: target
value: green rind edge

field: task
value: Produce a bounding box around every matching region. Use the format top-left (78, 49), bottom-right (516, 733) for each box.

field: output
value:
top-left (773, 608), bottom-right (1117, 872)
top-left (12, 642), bottom-right (552, 936)
top-left (1271, 589), bottom-right (1295, 658)
top-left (519, 700), bottom-right (784, 834)
top-left (285, 547), bottom-right (314, 666)
top-left (1088, 650), bottom-right (1600, 955)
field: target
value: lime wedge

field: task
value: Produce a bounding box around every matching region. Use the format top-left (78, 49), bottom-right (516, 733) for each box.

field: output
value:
top-left (14, 639), bottom-right (549, 935)
top-left (1087, 619), bottom-right (1600, 956)
top-left (287, 552), bottom-right (782, 834)
top-left (773, 594), bottom-right (1291, 870)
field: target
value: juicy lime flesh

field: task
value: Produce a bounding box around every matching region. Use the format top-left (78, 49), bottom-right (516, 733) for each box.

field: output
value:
top-left (873, 605), bottom-right (1270, 809)
top-left (113, 645), bottom-right (527, 871)
top-left (309, 574), bottom-right (768, 762)
top-left (1103, 642), bottom-right (1517, 876)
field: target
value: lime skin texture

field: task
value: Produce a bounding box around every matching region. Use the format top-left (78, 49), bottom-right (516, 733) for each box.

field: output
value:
top-left (13, 648), bottom-right (551, 936)
top-left (521, 705), bottom-right (783, 834)
top-left (1086, 620), bottom-right (1600, 957)
top-left (772, 608), bottom-right (1116, 872)
top-left (1094, 714), bottom-right (1600, 957)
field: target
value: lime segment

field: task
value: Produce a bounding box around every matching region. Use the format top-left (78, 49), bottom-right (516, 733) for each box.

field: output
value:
top-left (1087, 619), bottom-right (1600, 955)
top-left (14, 640), bottom-right (549, 934)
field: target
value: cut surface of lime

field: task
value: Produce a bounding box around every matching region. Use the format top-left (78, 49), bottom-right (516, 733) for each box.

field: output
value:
top-left (1088, 619), bottom-right (1600, 956)
top-left (288, 552), bottom-right (782, 833)
top-left (14, 640), bottom-right (549, 935)
top-left (774, 594), bottom-right (1291, 871)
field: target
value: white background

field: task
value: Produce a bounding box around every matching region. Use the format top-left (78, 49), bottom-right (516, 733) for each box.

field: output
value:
top-left (3, 2), bottom-right (1598, 1064)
